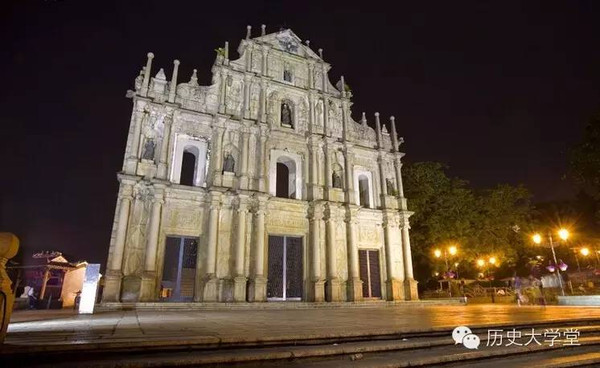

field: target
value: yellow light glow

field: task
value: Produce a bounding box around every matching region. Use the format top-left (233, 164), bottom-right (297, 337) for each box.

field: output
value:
top-left (489, 257), bottom-right (497, 265)
top-left (532, 234), bottom-right (542, 244)
top-left (558, 228), bottom-right (569, 241)
top-left (580, 248), bottom-right (590, 256)
top-left (448, 246), bottom-right (457, 255)
top-left (477, 259), bottom-right (485, 267)
top-left (454, 262), bottom-right (459, 267)
top-left (434, 249), bottom-right (442, 258)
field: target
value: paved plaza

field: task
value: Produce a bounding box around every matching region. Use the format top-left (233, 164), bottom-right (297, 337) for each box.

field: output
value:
top-left (4, 304), bottom-right (600, 349)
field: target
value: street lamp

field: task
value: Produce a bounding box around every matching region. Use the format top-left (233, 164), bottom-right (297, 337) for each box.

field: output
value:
top-left (433, 245), bottom-right (459, 272)
top-left (531, 228), bottom-right (570, 296)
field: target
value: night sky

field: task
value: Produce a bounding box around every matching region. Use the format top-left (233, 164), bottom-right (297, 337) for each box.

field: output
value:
top-left (1, 1), bottom-right (599, 266)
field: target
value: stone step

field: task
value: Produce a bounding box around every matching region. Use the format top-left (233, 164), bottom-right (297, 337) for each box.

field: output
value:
top-left (3, 323), bottom-right (600, 367)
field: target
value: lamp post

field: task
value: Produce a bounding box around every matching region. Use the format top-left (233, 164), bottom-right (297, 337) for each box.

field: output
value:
top-left (434, 245), bottom-right (458, 296)
top-left (532, 229), bottom-right (569, 296)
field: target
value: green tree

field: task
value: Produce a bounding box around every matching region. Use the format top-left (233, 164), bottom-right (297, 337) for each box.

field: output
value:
top-left (404, 162), bottom-right (534, 284)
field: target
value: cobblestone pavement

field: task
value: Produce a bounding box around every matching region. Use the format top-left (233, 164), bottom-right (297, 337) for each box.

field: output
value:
top-left (5, 304), bottom-right (600, 346)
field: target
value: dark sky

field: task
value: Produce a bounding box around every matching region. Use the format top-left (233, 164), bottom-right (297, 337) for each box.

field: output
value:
top-left (1, 1), bottom-right (599, 265)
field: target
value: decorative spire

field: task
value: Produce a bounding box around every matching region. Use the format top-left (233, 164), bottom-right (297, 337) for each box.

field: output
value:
top-left (305, 40), bottom-right (310, 47)
top-left (246, 25), bottom-right (251, 40)
top-left (168, 60), bottom-right (180, 103)
top-left (390, 116), bottom-right (399, 152)
top-left (318, 48), bottom-right (323, 59)
top-left (361, 112), bottom-right (367, 126)
top-left (261, 24), bottom-right (266, 36)
top-left (141, 52), bottom-right (154, 97)
top-left (374, 112), bottom-right (382, 148)
top-left (224, 41), bottom-right (229, 60)
top-left (189, 69), bottom-right (198, 87)
top-left (155, 68), bottom-right (166, 80)
top-left (341, 75), bottom-right (346, 97)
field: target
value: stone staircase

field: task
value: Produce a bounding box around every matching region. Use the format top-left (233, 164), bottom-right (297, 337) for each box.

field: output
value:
top-left (2, 319), bottom-right (600, 367)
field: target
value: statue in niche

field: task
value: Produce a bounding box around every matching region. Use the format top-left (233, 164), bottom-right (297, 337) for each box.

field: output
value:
top-left (281, 102), bottom-right (293, 127)
top-left (332, 171), bottom-right (343, 189)
top-left (142, 139), bottom-right (155, 160)
top-left (283, 69), bottom-right (293, 82)
top-left (386, 178), bottom-right (396, 195)
top-left (223, 153), bottom-right (235, 173)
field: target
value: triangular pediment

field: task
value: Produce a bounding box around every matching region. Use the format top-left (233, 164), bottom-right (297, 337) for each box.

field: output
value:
top-left (253, 29), bottom-right (322, 61)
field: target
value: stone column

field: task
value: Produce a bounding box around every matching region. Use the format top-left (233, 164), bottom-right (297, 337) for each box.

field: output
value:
top-left (157, 114), bottom-right (173, 179)
top-left (259, 79), bottom-right (268, 123)
top-left (243, 74), bottom-right (251, 119)
top-left (0, 233), bottom-right (19, 343)
top-left (325, 204), bottom-right (342, 301)
top-left (394, 156), bottom-right (407, 210)
top-left (211, 126), bottom-right (225, 186)
top-left (401, 216), bottom-right (418, 300)
top-left (218, 71), bottom-right (227, 114)
top-left (258, 134), bottom-right (268, 192)
top-left (239, 129), bottom-right (250, 189)
top-left (383, 213), bottom-right (405, 301)
top-left (345, 207), bottom-right (362, 301)
top-left (309, 204), bottom-right (325, 302)
top-left (140, 187), bottom-right (164, 301)
top-left (197, 191), bottom-right (221, 302)
top-left (103, 182), bottom-right (134, 302)
top-left (125, 108), bottom-right (145, 174)
top-left (343, 147), bottom-right (355, 204)
top-left (323, 141), bottom-right (331, 190)
top-left (249, 197), bottom-right (267, 302)
top-left (261, 46), bottom-right (269, 76)
top-left (233, 196), bottom-right (249, 301)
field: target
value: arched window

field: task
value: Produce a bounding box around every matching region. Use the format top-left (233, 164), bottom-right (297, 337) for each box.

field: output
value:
top-left (180, 149), bottom-right (197, 186)
top-left (170, 136), bottom-right (209, 187)
top-left (276, 163), bottom-right (290, 198)
top-left (358, 175), bottom-right (370, 208)
top-left (275, 156), bottom-right (296, 199)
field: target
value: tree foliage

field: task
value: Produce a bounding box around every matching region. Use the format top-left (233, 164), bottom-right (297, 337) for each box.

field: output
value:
top-left (404, 162), bottom-right (533, 282)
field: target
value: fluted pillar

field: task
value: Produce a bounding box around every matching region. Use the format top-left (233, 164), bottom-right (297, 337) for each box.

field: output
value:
top-left (249, 197), bottom-right (267, 302)
top-left (103, 183), bottom-right (134, 302)
top-left (140, 188), bottom-right (164, 301)
top-left (211, 126), bottom-right (225, 186)
top-left (401, 217), bottom-right (418, 300)
top-left (258, 134), bottom-right (268, 192)
top-left (325, 204), bottom-right (342, 301)
top-left (343, 148), bottom-right (355, 204)
top-left (233, 197), bottom-right (249, 301)
top-left (243, 74), bottom-right (251, 119)
top-left (196, 191), bottom-right (221, 302)
top-left (239, 130), bottom-right (250, 189)
top-left (309, 204), bottom-right (325, 302)
top-left (383, 213), bottom-right (405, 301)
top-left (157, 114), bottom-right (172, 179)
top-left (125, 108), bottom-right (145, 174)
top-left (345, 207), bottom-right (362, 301)
top-left (141, 52), bottom-right (154, 97)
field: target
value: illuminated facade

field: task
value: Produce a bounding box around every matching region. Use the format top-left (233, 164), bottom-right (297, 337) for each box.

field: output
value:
top-left (102, 27), bottom-right (417, 303)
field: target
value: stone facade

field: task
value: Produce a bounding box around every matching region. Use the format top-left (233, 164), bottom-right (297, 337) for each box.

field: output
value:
top-left (102, 27), bottom-right (418, 303)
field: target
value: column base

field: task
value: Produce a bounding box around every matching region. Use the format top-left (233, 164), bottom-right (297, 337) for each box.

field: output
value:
top-left (386, 278), bottom-right (406, 301)
top-left (307, 184), bottom-right (324, 201)
top-left (248, 276), bottom-right (267, 302)
top-left (346, 277), bottom-right (363, 301)
top-left (157, 163), bottom-right (167, 180)
top-left (201, 276), bottom-right (220, 302)
top-left (404, 278), bottom-right (419, 300)
top-left (124, 158), bottom-right (138, 175)
top-left (101, 271), bottom-right (123, 302)
top-left (139, 272), bottom-right (157, 302)
top-left (310, 279), bottom-right (326, 302)
top-left (326, 278), bottom-right (344, 302)
top-left (233, 276), bottom-right (248, 302)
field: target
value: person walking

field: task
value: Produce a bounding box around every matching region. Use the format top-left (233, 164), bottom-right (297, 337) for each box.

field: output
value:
top-left (514, 274), bottom-right (523, 307)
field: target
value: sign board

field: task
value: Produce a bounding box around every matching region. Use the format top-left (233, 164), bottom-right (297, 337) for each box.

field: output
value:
top-left (78, 264), bottom-right (101, 314)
